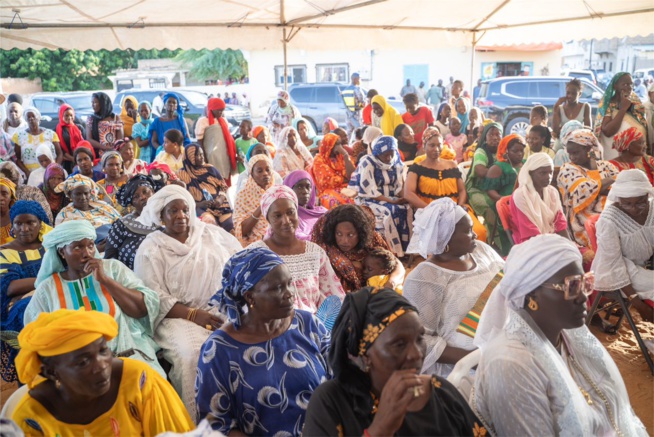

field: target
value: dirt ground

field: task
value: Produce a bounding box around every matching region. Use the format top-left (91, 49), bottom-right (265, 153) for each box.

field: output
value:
top-left (1, 311), bottom-right (652, 433)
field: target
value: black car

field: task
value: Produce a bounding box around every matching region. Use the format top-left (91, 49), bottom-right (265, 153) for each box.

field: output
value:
top-left (476, 76), bottom-right (604, 137)
top-left (113, 88), bottom-right (251, 134)
top-left (26, 92), bottom-right (95, 131)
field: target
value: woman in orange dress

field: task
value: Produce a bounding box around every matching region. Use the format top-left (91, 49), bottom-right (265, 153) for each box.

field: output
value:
top-left (311, 133), bottom-right (356, 209)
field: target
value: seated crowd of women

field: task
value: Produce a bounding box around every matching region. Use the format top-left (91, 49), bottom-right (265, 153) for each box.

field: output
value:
top-left (0, 73), bottom-right (652, 435)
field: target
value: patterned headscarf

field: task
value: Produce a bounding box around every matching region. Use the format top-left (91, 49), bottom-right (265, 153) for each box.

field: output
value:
top-left (372, 135), bottom-right (398, 157)
top-left (100, 150), bottom-right (123, 170)
top-left (422, 126), bottom-right (441, 145)
top-left (260, 185), bottom-right (298, 219)
top-left (497, 134), bottom-right (525, 162)
top-left (210, 247), bottom-right (285, 329)
top-left (566, 129), bottom-right (601, 152)
top-left (612, 126), bottom-right (644, 152)
top-left (16, 309), bottom-right (117, 388)
top-left (116, 174), bottom-right (156, 208)
top-left (598, 72), bottom-right (628, 116)
top-left (54, 174), bottom-right (99, 199)
top-left (560, 120), bottom-right (585, 145)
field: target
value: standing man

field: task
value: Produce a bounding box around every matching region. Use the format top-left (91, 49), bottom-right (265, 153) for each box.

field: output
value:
top-left (426, 84), bottom-right (443, 113)
top-left (445, 76), bottom-right (455, 101)
top-left (473, 79), bottom-right (482, 105)
top-left (417, 81), bottom-right (428, 103)
top-left (343, 72), bottom-right (366, 137)
top-left (400, 79), bottom-right (417, 97)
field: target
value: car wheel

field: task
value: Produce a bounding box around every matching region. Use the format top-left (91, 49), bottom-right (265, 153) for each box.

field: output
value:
top-left (505, 117), bottom-right (530, 138)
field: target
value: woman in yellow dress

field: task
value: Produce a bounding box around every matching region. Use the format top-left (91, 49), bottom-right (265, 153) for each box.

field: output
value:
top-left (404, 127), bottom-right (487, 242)
top-left (13, 309), bottom-right (194, 436)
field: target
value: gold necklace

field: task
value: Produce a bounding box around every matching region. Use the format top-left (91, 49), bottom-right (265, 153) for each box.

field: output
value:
top-left (562, 342), bottom-right (623, 437)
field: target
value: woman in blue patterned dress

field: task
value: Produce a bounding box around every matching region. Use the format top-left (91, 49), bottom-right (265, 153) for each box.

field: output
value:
top-left (197, 247), bottom-right (331, 435)
top-left (348, 135), bottom-right (413, 257)
top-left (0, 200), bottom-right (52, 382)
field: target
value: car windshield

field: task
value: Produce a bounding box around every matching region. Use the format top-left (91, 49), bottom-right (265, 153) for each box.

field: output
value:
top-left (179, 91), bottom-right (208, 106)
top-left (65, 95), bottom-right (93, 111)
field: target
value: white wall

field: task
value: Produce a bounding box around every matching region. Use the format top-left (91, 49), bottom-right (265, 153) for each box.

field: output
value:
top-left (245, 47), bottom-right (562, 117)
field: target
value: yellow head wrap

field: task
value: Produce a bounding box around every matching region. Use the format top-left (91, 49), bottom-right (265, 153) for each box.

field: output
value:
top-left (16, 309), bottom-right (118, 388)
top-left (0, 177), bottom-right (17, 201)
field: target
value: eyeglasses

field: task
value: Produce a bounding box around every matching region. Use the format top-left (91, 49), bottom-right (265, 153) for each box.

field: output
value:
top-left (541, 272), bottom-right (594, 300)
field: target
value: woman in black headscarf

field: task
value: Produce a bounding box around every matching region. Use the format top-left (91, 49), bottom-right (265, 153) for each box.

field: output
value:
top-left (86, 92), bottom-right (124, 157)
top-left (104, 174), bottom-right (159, 270)
top-left (303, 287), bottom-right (485, 437)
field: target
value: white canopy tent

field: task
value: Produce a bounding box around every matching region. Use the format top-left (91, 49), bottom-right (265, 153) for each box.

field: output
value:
top-left (1, 0), bottom-right (653, 88)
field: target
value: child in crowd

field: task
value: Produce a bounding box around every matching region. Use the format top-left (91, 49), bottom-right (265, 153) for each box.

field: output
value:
top-left (351, 125), bottom-right (369, 165)
top-left (402, 93), bottom-right (435, 149)
top-left (527, 105), bottom-right (549, 137)
top-left (322, 117), bottom-right (339, 135)
top-left (362, 89), bottom-right (378, 125)
top-left (464, 126), bottom-right (482, 162)
top-left (445, 116), bottom-right (468, 163)
top-left (449, 80), bottom-right (464, 107)
top-left (526, 124), bottom-right (555, 159)
top-left (132, 102), bottom-right (155, 163)
top-left (235, 119), bottom-right (257, 173)
top-left (363, 248), bottom-right (403, 294)
top-left (435, 102), bottom-right (451, 137)
top-left (27, 143), bottom-right (55, 186)
top-left (154, 129), bottom-right (185, 175)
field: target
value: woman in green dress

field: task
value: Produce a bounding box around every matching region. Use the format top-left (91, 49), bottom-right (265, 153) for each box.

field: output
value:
top-left (481, 134), bottom-right (526, 254)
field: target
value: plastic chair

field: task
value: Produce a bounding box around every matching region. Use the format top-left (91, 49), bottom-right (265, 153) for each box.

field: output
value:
top-left (457, 161), bottom-right (472, 182)
top-left (495, 196), bottom-right (514, 246)
top-left (446, 349), bottom-right (480, 401)
top-left (0, 384), bottom-right (28, 418)
top-left (584, 215), bottom-right (654, 375)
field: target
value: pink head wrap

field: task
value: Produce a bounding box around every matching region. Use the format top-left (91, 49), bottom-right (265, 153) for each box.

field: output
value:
top-left (260, 185), bottom-right (298, 219)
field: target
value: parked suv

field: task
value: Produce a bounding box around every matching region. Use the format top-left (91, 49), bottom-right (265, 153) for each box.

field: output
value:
top-left (476, 76), bottom-right (604, 137)
top-left (113, 88), bottom-right (251, 133)
top-left (26, 92), bottom-right (95, 131)
top-left (289, 83), bottom-right (406, 132)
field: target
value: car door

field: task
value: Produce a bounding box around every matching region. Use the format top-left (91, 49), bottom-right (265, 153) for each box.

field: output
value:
top-left (289, 86), bottom-right (313, 126)
top-left (533, 80), bottom-right (564, 109)
top-left (314, 85), bottom-right (348, 127)
top-left (501, 81), bottom-right (530, 107)
top-left (32, 97), bottom-right (60, 130)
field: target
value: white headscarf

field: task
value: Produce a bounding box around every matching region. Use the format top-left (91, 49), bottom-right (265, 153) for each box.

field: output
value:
top-left (607, 169), bottom-right (654, 202)
top-left (23, 107), bottom-right (41, 121)
top-left (362, 126), bottom-right (383, 154)
top-left (35, 142), bottom-right (55, 162)
top-left (406, 197), bottom-right (468, 258)
top-left (474, 234), bottom-right (582, 348)
top-left (137, 184), bottom-right (197, 227)
top-left (512, 153), bottom-right (563, 235)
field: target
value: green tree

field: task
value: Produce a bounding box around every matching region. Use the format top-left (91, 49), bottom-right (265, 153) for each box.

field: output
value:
top-left (174, 49), bottom-right (248, 82)
top-left (0, 48), bottom-right (182, 91)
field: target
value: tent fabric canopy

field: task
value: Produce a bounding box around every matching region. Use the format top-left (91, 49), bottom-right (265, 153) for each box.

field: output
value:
top-left (1, 0), bottom-right (653, 51)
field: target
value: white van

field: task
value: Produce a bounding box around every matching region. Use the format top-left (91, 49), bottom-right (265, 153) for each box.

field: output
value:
top-left (633, 68), bottom-right (654, 82)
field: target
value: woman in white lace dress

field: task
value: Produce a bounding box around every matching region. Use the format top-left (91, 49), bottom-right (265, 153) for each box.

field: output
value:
top-left (592, 169), bottom-right (654, 322)
top-left (133, 185), bottom-right (242, 420)
top-left (473, 234), bottom-right (646, 436)
top-left (248, 185), bottom-right (345, 313)
top-left (404, 198), bottom-right (504, 377)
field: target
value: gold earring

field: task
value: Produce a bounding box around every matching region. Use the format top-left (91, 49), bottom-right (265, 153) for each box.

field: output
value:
top-left (528, 297), bottom-right (539, 311)
top-left (55, 379), bottom-right (61, 389)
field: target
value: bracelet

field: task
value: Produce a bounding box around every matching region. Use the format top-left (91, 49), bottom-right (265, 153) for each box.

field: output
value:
top-left (186, 308), bottom-right (198, 322)
top-left (363, 429), bottom-right (372, 437)
top-left (251, 213), bottom-right (261, 220)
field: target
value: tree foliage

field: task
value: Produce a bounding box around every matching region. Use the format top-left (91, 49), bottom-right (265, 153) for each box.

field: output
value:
top-left (0, 48), bottom-right (182, 91)
top-left (174, 49), bottom-right (248, 82)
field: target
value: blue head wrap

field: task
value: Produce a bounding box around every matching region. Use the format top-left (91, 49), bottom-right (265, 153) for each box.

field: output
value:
top-left (162, 93), bottom-right (190, 142)
top-left (455, 97), bottom-right (471, 133)
top-left (36, 220), bottom-right (98, 287)
top-left (245, 142), bottom-right (267, 161)
top-left (436, 102), bottom-right (450, 120)
top-left (210, 247), bottom-right (285, 328)
top-left (372, 135), bottom-right (398, 156)
top-left (10, 200), bottom-right (50, 226)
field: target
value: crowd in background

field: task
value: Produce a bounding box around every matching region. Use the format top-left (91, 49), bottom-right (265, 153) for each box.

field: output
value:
top-left (0, 70), bottom-right (652, 436)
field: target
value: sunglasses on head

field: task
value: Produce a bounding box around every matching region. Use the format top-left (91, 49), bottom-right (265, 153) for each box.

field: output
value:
top-left (540, 272), bottom-right (594, 300)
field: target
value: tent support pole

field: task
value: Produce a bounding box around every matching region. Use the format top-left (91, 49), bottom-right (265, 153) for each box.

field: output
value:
top-left (471, 32), bottom-right (477, 94)
top-left (283, 27), bottom-right (288, 91)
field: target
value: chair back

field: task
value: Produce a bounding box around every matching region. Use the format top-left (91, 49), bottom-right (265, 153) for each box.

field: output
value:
top-left (0, 384), bottom-right (29, 418)
top-left (495, 195), bottom-right (515, 245)
top-left (446, 349), bottom-right (481, 401)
